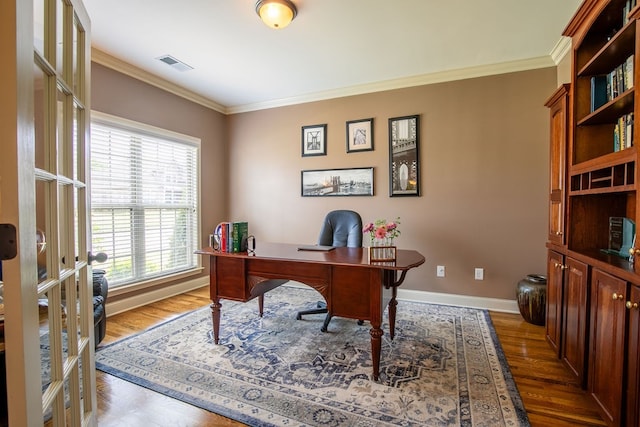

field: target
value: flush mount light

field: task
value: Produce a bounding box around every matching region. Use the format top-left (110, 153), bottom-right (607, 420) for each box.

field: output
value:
top-left (255, 0), bottom-right (297, 29)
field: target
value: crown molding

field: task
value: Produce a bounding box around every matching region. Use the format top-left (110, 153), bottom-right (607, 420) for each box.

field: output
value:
top-left (91, 48), bottom-right (227, 114)
top-left (93, 48), bottom-right (556, 116)
top-left (228, 55), bottom-right (555, 114)
top-left (550, 36), bottom-right (572, 65)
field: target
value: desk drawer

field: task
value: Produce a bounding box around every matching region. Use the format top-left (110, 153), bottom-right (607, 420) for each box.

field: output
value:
top-left (248, 259), bottom-right (329, 284)
top-left (213, 257), bottom-right (246, 300)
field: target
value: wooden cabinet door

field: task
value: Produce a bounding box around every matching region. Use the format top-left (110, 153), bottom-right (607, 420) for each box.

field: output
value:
top-left (561, 257), bottom-right (589, 387)
top-left (589, 269), bottom-right (627, 426)
top-left (626, 285), bottom-right (640, 427)
top-left (546, 250), bottom-right (565, 355)
top-left (545, 85), bottom-right (569, 246)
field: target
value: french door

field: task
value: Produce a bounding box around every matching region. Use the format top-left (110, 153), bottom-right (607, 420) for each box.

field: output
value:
top-left (0, 0), bottom-right (96, 425)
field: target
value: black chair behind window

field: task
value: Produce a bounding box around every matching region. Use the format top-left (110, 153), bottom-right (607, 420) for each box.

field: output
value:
top-left (296, 209), bottom-right (362, 331)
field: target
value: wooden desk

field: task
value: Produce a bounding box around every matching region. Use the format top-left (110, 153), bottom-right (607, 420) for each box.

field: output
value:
top-left (196, 242), bottom-right (425, 380)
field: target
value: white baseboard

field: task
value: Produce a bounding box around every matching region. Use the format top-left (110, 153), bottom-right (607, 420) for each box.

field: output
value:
top-left (106, 276), bottom-right (209, 317)
top-left (396, 289), bottom-right (520, 313)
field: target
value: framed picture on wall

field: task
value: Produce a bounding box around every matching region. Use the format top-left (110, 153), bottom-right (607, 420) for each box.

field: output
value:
top-left (346, 118), bottom-right (374, 153)
top-left (388, 115), bottom-right (420, 196)
top-left (301, 124), bottom-right (327, 157)
top-left (301, 167), bottom-right (374, 197)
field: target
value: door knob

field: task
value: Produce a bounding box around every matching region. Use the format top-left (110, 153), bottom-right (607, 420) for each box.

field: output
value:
top-left (88, 252), bottom-right (108, 264)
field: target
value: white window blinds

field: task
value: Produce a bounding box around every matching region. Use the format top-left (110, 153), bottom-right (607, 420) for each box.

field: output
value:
top-left (90, 114), bottom-right (200, 287)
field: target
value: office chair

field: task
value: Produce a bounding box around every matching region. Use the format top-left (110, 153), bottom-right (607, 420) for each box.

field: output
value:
top-left (296, 209), bottom-right (363, 332)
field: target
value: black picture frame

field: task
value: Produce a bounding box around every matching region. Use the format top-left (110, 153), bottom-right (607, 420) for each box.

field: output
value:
top-left (346, 118), bottom-right (374, 153)
top-left (301, 124), bottom-right (327, 157)
top-left (388, 115), bottom-right (420, 196)
top-left (301, 167), bottom-right (374, 197)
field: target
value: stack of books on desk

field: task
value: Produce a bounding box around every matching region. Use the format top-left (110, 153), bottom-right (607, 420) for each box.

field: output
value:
top-left (215, 221), bottom-right (249, 252)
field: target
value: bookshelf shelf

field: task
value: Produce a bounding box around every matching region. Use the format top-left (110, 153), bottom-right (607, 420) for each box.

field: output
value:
top-left (577, 19), bottom-right (635, 77)
top-left (577, 88), bottom-right (634, 126)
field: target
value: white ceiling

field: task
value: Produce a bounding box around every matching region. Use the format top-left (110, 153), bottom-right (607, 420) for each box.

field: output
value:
top-left (83, 0), bottom-right (583, 114)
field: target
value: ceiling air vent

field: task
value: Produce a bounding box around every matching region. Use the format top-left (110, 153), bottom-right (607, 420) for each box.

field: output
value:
top-left (156, 54), bottom-right (193, 72)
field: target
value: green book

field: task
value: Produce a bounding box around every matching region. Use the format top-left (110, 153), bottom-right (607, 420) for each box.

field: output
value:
top-left (232, 222), bottom-right (239, 253)
top-left (233, 221), bottom-right (249, 252)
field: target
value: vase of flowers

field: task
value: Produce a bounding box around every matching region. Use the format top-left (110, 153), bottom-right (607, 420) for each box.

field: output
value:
top-left (363, 218), bottom-right (400, 261)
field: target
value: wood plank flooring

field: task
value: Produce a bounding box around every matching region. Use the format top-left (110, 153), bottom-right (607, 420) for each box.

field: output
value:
top-left (96, 287), bottom-right (606, 426)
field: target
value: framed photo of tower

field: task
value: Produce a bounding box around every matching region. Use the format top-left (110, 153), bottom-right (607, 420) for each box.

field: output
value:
top-left (346, 118), bottom-right (374, 152)
top-left (301, 124), bottom-right (327, 157)
top-left (388, 115), bottom-right (420, 196)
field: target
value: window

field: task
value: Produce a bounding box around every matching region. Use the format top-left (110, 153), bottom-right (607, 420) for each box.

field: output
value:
top-left (90, 112), bottom-right (200, 287)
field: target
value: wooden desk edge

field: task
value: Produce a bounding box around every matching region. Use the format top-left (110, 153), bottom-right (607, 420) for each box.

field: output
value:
top-left (196, 246), bottom-right (426, 272)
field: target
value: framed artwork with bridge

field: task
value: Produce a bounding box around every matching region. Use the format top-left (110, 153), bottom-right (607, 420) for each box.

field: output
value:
top-left (301, 124), bottom-right (327, 157)
top-left (301, 167), bottom-right (374, 197)
top-left (388, 115), bottom-right (420, 197)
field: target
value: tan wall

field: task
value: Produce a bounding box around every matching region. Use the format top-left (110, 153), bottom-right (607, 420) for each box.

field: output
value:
top-left (228, 68), bottom-right (557, 300)
top-left (91, 63), bottom-right (227, 291)
top-left (92, 63), bottom-right (556, 302)
top-left (557, 51), bottom-right (573, 84)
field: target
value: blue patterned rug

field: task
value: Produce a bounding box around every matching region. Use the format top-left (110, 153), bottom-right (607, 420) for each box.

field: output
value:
top-left (96, 285), bottom-right (529, 426)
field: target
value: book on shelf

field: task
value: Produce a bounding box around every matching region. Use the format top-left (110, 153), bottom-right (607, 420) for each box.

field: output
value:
top-left (613, 112), bottom-right (634, 152)
top-left (625, 55), bottom-right (634, 90)
top-left (591, 75), bottom-right (608, 112)
top-left (604, 55), bottom-right (634, 104)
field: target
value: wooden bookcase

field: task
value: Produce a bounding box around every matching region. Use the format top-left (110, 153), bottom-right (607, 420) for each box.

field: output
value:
top-left (567, 0), bottom-right (638, 256)
top-left (547, 0), bottom-right (640, 425)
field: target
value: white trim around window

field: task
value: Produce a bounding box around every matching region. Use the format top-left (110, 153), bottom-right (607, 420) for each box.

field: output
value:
top-left (90, 111), bottom-right (202, 290)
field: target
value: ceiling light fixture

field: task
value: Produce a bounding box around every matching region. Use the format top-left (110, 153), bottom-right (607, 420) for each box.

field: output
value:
top-left (255, 0), bottom-right (297, 29)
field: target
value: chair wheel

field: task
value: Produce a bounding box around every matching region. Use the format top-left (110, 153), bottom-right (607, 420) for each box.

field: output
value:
top-left (296, 314), bottom-right (302, 320)
top-left (321, 326), bottom-right (328, 332)
top-left (357, 320), bottom-right (364, 326)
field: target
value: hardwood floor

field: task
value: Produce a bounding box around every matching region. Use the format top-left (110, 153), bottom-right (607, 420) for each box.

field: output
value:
top-left (490, 312), bottom-right (605, 427)
top-left (96, 287), bottom-right (606, 426)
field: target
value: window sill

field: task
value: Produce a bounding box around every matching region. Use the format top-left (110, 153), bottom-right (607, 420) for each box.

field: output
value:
top-left (107, 267), bottom-right (205, 299)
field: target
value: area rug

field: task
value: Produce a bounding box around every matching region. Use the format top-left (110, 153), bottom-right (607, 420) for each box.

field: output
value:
top-left (95, 285), bottom-right (529, 426)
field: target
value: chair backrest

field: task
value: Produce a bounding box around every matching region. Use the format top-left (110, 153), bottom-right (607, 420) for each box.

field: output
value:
top-left (318, 210), bottom-right (363, 248)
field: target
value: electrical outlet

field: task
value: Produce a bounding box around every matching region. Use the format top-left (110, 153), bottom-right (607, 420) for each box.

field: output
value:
top-left (474, 268), bottom-right (484, 280)
top-left (436, 265), bottom-right (445, 277)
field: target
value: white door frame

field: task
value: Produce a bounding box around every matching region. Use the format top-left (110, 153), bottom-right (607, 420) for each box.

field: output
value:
top-left (0, 0), bottom-right (96, 425)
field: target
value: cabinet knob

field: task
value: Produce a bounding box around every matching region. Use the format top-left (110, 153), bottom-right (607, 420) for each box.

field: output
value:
top-left (613, 293), bottom-right (625, 301)
top-left (626, 301), bottom-right (639, 309)
top-left (555, 231), bottom-right (563, 236)
top-left (629, 247), bottom-right (640, 256)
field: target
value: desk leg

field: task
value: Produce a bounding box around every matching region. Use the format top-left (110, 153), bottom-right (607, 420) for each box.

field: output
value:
top-left (210, 299), bottom-right (222, 344)
top-left (389, 291), bottom-right (397, 340)
top-left (370, 325), bottom-right (383, 381)
top-left (384, 270), bottom-right (398, 340)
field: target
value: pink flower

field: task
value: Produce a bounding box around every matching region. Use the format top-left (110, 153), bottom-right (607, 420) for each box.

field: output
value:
top-left (363, 217), bottom-right (401, 241)
top-left (362, 223), bottom-right (374, 233)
